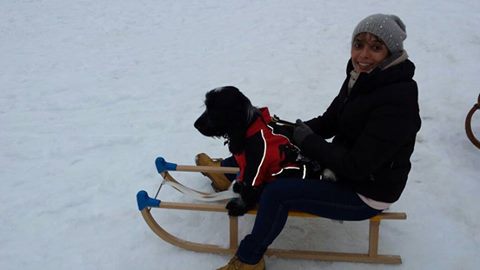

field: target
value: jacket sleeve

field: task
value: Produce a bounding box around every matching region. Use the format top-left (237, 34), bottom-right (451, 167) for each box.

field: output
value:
top-left (300, 85), bottom-right (420, 181)
top-left (304, 89), bottom-right (344, 139)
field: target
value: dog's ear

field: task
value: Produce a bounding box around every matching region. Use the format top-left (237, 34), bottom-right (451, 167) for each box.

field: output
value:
top-left (194, 87), bottom-right (242, 138)
top-left (214, 87), bottom-right (260, 154)
top-left (199, 86), bottom-right (259, 154)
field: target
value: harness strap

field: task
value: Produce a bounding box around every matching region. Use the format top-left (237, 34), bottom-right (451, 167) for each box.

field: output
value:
top-left (162, 172), bottom-right (240, 202)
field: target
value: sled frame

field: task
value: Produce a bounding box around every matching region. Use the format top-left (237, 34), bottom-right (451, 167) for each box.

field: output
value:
top-left (138, 170), bottom-right (407, 265)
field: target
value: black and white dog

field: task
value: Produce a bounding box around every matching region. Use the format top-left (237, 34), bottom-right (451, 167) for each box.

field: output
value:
top-left (194, 86), bottom-right (314, 216)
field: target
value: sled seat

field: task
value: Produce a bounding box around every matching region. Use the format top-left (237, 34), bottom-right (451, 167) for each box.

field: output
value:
top-left (140, 198), bottom-right (406, 264)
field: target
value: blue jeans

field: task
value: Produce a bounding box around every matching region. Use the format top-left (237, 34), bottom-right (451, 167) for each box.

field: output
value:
top-left (221, 156), bottom-right (239, 181)
top-left (235, 178), bottom-right (382, 264)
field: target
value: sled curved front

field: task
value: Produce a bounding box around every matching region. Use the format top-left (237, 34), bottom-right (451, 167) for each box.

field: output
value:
top-left (140, 207), bottom-right (236, 254)
top-left (136, 184), bottom-right (238, 255)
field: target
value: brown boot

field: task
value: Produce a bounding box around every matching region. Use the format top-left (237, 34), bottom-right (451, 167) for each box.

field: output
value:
top-left (195, 153), bottom-right (232, 191)
top-left (216, 256), bottom-right (265, 270)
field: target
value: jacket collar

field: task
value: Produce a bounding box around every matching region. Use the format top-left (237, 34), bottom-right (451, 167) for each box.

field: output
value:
top-left (345, 53), bottom-right (415, 95)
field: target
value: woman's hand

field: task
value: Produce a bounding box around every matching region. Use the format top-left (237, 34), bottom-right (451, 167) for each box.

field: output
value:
top-left (293, 119), bottom-right (314, 146)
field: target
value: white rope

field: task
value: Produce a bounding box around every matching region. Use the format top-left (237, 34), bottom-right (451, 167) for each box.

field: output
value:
top-left (164, 176), bottom-right (240, 202)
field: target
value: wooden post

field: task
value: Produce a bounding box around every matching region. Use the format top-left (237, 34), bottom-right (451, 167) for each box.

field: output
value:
top-left (368, 219), bottom-right (380, 257)
top-left (229, 216), bottom-right (239, 251)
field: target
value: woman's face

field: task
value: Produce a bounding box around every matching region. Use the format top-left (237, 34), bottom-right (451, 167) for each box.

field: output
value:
top-left (351, 33), bottom-right (389, 73)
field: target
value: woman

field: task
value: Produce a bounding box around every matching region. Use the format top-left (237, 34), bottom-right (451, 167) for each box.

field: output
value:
top-left (212, 13), bottom-right (421, 270)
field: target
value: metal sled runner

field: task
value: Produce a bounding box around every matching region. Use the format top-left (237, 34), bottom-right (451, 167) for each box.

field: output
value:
top-left (137, 157), bottom-right (407, 264)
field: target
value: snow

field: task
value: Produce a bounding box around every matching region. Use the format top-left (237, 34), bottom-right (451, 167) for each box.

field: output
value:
top-left (1, 0), bottom-right (480, 269)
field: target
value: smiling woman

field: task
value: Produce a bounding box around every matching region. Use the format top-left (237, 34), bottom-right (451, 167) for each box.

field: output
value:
top-left (351, 33), bottom-right (389, 73)
top-left (350, 14), bottom-right (407, 73)
top-left (210, 13), bottom-right (421, 270)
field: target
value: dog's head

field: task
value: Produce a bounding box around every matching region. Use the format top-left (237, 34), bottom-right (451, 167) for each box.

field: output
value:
top-left (194, 86), bottom-right (258, 153)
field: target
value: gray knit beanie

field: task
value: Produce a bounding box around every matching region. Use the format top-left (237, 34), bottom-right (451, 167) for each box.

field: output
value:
top-left (352, 14), bottom-right (407, 53)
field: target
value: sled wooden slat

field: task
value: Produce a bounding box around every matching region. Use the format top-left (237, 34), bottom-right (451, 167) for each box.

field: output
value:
top-left (158, 201), bottom-right (406, 219)
top-left (264, 248), bottom-right (401, 264)
top-left (142, 200), bottom-right (406, 264)
top-left (175, 165), bottom-right (240, 174)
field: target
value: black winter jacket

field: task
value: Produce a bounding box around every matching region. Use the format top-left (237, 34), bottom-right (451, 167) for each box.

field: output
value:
top-left (301, 59), bottom-right (421, 203)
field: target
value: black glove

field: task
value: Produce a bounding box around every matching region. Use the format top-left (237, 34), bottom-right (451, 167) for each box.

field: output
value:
top-left (293, 119), bottom-right (314, 146)
top-left (270, 122), bottom-right (294, 140)
top-left (226, 197), bottom-right (248, 216)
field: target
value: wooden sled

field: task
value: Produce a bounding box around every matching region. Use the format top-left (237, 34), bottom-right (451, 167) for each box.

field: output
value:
top-left (137, 157), bottom-right (407, 264)
top-left (465, 93), bottom-right (480, 149)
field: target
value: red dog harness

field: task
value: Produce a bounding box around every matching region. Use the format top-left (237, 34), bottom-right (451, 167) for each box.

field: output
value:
top-left (234, 107), bottom-right (303, 187)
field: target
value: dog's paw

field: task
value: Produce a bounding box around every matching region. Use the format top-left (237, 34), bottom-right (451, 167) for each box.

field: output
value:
top-left (226, 198), bottom-right (248, 216)
top-left (232, 181), bottom-right (244, 194)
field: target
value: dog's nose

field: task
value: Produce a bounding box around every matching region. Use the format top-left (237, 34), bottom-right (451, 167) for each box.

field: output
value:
top-left (194, 111), bottom-right (207, 130)
top-left (194, 117), bottom-right (201, 129)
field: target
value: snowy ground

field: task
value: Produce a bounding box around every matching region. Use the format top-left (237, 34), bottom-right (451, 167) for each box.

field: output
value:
top-left (1, 1), bottom-right (480, 269)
